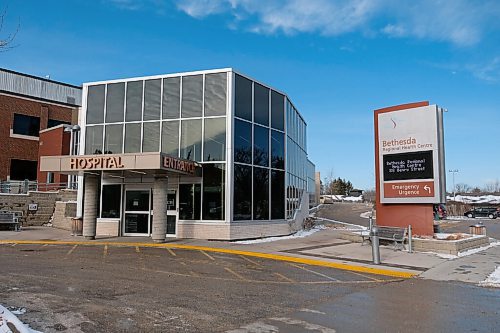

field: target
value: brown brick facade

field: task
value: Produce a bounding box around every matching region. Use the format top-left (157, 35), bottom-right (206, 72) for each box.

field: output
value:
top-left (37, 126), bottom-right (71, 185)
top-left (0, 93), bottom-right (75, 181)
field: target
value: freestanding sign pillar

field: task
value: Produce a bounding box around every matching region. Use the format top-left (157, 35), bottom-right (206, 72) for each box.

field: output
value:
top-left (374, 101), bottom-right (446, 236)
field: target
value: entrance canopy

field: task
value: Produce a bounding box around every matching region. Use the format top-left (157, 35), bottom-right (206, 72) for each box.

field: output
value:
top-left (40, 152), bottom-right (202, 177)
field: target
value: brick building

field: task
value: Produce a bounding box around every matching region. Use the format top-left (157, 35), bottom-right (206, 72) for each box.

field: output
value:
top-left (0, 68), bottom-right (81, 183)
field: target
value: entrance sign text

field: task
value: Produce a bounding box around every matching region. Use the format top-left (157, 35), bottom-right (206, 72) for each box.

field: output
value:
top-left (162, 156), bottom-right (196, 175)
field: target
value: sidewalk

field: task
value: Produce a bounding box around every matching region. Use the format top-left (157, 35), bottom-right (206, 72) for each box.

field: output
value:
top-left (0, 226), bottom-right (451, 278)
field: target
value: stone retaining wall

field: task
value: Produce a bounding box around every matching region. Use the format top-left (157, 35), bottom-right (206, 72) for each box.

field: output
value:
top-left (0, 189), bottom-right (77, 226)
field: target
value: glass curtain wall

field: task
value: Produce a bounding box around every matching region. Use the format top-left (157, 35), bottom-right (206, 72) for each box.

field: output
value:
top-left (233, 74), bottom-right (285, 221)
top-left (85, 71), bottom-right (228, 222)
top-left (285, 99), bottom-right (308, 219)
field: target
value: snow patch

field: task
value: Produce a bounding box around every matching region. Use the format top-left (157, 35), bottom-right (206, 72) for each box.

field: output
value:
top-left (0, 304), bottom-right (42, 333)
top-left (448, 195), bottom-right (500, 205)
top-left (359, 211), bottom-right (376, 219)
top-left (480, 266), bottom-right (500, 288)
top-left (235, 225), bottom-right (327, 244)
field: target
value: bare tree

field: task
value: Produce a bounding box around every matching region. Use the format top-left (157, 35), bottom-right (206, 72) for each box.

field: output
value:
top-left (455, 183), bottom-right (472, 194)
top-left (0, 8), bottom-right (19, 51)
top-left (363, 188), bottom-right (376, 203)
top-left (483, 179), bottom-right (500, 194)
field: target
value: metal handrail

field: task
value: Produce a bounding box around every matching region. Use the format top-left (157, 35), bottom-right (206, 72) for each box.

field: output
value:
top-left (0, 180), bottom-right (77, 194)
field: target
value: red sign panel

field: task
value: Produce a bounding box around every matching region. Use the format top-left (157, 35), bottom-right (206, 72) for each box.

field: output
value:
top-left (383, 181), bottom-right (434, 198)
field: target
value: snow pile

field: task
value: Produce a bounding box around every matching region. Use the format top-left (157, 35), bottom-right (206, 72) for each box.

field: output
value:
top-left (322, 195), bottom-right (363, 202)
top-left (235, 225), bottom-right (326, 244)
top-left (433, 233), bottom-right (470, 240)
top-left (343, 196), bottom-right (363, 202)
top-left (480, 266), bottom-right (500, 288)
top-left (448, 195), bottom-right (500, 204)
top-left (0, 304), bottom-right (41, 333)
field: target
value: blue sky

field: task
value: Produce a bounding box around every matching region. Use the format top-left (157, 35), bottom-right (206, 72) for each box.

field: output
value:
top-left (1, 0), bottom-right (499, 191)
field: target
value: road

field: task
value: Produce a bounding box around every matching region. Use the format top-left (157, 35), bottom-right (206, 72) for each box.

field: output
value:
top-left (1, 241), bottom-right (499, 332)
top-left (315, 202), bottom-right (373, 227)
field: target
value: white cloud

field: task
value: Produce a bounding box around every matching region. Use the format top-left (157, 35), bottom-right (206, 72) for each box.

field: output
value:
top-left (173, 0), bottom-right (500, 46)
top-left (176, 0), bottom-right (231, 18)
top-left (468, 57), bottom-right (500, 82)
top-left (107, 0), bottom-right (143, 10)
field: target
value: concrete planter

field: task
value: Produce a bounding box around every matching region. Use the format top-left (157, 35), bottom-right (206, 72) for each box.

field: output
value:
top-left (412, 235), bottom-right (490, 256)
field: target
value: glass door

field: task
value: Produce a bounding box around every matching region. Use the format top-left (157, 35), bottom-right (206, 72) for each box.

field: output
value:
top-left (123, 189), bottom-right (151, 236)
top-left (166, 189), bottom-right (177, 237)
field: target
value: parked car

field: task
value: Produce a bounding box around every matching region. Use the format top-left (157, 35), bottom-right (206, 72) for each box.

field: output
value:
top-left (464, 207), bottom-right (498, 219)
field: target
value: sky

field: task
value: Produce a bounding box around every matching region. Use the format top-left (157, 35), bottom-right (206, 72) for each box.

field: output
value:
top-left (1, 0), bottom-right (499, 191)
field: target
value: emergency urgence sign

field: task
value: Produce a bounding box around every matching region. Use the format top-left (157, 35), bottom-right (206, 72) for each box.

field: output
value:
top-left (377, 105), bottom-right (445, 204)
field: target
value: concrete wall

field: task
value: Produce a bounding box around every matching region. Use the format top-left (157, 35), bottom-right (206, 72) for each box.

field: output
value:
top-left (0, 189), bottom-right (76, 226)
top-left (51, 201), bottom-right (76, 230)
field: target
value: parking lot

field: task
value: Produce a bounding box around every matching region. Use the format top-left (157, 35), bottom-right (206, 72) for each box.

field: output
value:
top-left (0, 242), bottom-right (396, 332)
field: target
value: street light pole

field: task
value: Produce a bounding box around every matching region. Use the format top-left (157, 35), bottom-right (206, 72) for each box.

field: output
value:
top-left (448, 169), bottom-right (459, 200)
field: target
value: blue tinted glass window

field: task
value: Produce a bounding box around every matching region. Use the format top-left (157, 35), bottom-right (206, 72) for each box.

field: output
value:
top-left (254, 125), bottom-right (269, 167)
top-left (234, 119), bottom-right (252, 164)
top-left (234, 74), bottom-right (252, 121)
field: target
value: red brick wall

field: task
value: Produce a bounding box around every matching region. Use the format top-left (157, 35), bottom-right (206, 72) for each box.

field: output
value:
top-left (37, 126), bottom-right (71, 186)
top-left (0, 93), bottom-right (74, 181)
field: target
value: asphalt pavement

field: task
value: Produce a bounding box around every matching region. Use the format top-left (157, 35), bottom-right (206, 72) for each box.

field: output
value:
top-left (1, 203), bottom-right (499, 332)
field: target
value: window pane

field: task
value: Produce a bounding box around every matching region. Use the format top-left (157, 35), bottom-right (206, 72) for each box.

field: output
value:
top-left (105, 83), bottom-right (125, 123)
top-left (10, 159), bottom-right (37, 181)
top-left (126, 81), bottom-right (143, 122)
top-left (87, 85), bottom-right (105, 124)
top-left (204, 72), bottom-right (227, 116)
top-left (271, 90), bottom-right (284, 131)
top-left (253, 167), bottom-right (269, 220)
top-left (234, 119), bottom-right (252, 164)
top-left (125, 190), bottom-right (149, 211)
top-left (161, 120), bottom-right (179, 157)
top-left (271, 130), bottom-right (284, 169)
top-left (101, 185), bottom-right (121, 218)
top-left (234, 74), bottom-right (252, 120)
top-left (204, 117), bottom-right (226, 161)
top-left (13, 114), bottom-right (40, 136)
top-left (163, 77), bottom-right (180, 119)
top-left (202, 164), bottom-right (225, 220)
top-left (271, 170), bottom-right (285, 219)
top-left (233, 164), bottom-right (252, 220)
top-left (142, 122), bottom-right (160, 152)
top-left (85, 125), bottom-right (103, 154)
top-left (124, 123), bottom-right (141, 153)
top-left (179, 184), bottom-right (201, 220)
top-left (254, 125), bottom-right (269, 167)
top-left (181, 75), bottom-right (202, 118)
top-left (254, 83), bottom-right (269, 126)
top-left (180, 119), bottom-right (202, 161)
top-left (104, 124), bottom-right (123, 154)
top-left (144, 79), bottom-right (161, 121)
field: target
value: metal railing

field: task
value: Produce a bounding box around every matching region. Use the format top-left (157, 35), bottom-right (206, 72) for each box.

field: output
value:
top-left (0, 180), bottom-right (77, 194)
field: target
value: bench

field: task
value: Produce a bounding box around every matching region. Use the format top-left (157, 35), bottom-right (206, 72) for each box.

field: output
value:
top-left (0, 212), bottom-right (20, 231)
top-left (361, 226), bottom-right (407, 250)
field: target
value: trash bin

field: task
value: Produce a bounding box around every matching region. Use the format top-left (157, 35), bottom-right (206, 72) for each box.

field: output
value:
top-left (469, 224), bottom-right (486, 236)
top-left (71, 217), bottom-right (83, 236)
top-left (433, 223), bottom-right (441, 233)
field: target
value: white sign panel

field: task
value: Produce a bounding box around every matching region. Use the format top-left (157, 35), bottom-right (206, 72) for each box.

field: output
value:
top-left (378, 105), bottom-right (445, 204)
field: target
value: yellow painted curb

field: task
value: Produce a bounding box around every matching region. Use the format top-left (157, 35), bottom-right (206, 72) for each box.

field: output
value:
top-left (0, 240), bottom-right (416, 278)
